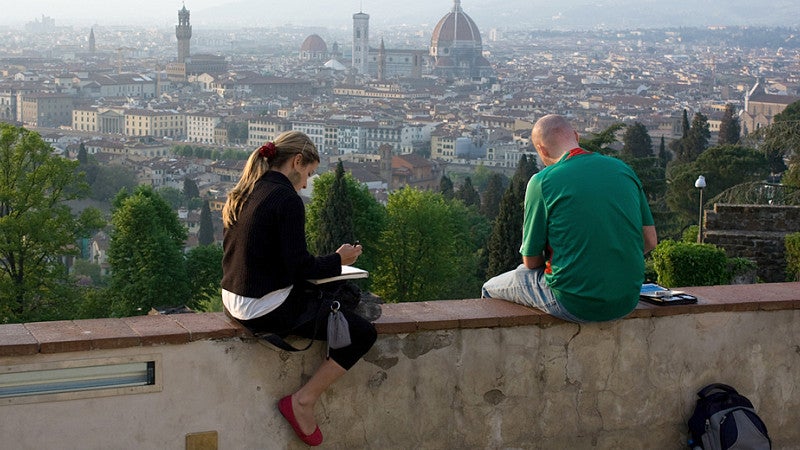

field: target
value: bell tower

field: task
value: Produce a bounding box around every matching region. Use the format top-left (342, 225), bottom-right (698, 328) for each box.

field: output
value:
top-left (176, 4), bottom-right (192, 63)
top-left (352, 11), bottom-right (369, 74)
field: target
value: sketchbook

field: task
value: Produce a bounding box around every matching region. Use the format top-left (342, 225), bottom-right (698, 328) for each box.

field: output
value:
top-left (639, 283), bottom-right (697, 305)
top-left (307, 265), bottom-right (369, 285)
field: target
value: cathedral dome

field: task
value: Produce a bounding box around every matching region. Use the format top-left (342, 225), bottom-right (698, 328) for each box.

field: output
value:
top-left (300, 34), bottom-right (327, 53)
top-left (430, 0), bottom-right (482, 53)
top-left (429, 1), bottom-right (492, 79)
top-left (300, 34), bottom-right (328, 61)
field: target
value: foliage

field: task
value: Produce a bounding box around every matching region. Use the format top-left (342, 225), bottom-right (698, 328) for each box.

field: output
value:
top-left (0, 124), bottom-right (104, 323)
top-left (183, 177), bottom-right (200, 199)
top-left (666, 145), bottom-right (770, 222)
top-left (580, 122), bottom-right (624, 155)
top-left (651, 240), bottom-right (730, 287)
top-left (682, 225), bottom-right (700, 243)
top-left (718, 103), bottom-right (741, 145)
top-left (372, 187), bottom-right (485, 302)
top-left (198, 200), bottom-right (215, 246)
top-left (486, 155), bottom-right (538, 277)
top-left (439, 174), bottom-right (454, 200)
top-left (108, 186), bottom-right (190, 316)
top-left (674, 112), bottom-right (711, 163)
top-left (312, 161), bottom-right (355, 255)
top-left (307, 168), bottom-right (386, 286)
top-left (727, 257), bottom-right (758, 284)
top-left (480, 172), bottom-right (507, 221)
top-left (86, 164), bottom-right (138, 202)
top-left (185, 244), bottom-right (223, 311)
top-left (785, 232), bottom-right (800, 282)
top-left (455, 177), bottom-right (481, 209)
top-left (621, 122), bottom-right (653, 159)
top-left (157, 186), bottom-right (184, 209)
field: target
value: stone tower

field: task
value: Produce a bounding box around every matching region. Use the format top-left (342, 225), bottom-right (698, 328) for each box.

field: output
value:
top-left (88, 28), bottom-right (96, 54)
top-left (377, 38), bottom-right (386, 81)
top-left (352, 11), bottom-right (369, 74)
top-left (176, 4), bottom-right (192, 63)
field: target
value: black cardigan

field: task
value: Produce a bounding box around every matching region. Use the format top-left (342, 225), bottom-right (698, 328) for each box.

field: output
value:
top-left (221, 171), bottom-right (341, 298)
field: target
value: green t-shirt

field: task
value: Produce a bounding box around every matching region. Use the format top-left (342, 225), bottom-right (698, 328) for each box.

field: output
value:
top-left (521, 149), bottom-right (654, 321)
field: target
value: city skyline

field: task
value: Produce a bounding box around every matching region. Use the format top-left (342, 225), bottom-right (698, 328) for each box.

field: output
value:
top-left (5, 0), bottom-right (799, 30)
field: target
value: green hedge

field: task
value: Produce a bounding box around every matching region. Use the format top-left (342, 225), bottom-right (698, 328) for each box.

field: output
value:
top-left (651, 240), bottom-right (731, 287)
top-left (786, 232), bottom-right (800, 282)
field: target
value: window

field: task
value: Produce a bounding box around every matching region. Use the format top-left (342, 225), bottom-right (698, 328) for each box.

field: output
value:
top-left (0, 354), bottom-right (161, 405)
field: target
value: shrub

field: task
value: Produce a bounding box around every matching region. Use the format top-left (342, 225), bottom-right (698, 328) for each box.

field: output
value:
top-left (786, 232), bottom-right (800, 282)
top-left (727, 257), bottom-right (758, 284)
top-left (682, 225), bottom-right (700, 243)
top-left (651, 240), bottom-right (730, 287)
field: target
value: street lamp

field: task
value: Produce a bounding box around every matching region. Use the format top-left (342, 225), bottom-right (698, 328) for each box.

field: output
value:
top-left (695, 175), bottom-right (706, 243)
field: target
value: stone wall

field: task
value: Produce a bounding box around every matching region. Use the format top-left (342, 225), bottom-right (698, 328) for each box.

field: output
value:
top-left (2, 284), bottom-right (799, 449)
top-left (704, 203), bottom-right (800, 282)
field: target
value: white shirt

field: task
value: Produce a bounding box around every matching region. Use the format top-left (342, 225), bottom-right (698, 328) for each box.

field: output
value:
top-left (222, 285), bottom-right (293, 320)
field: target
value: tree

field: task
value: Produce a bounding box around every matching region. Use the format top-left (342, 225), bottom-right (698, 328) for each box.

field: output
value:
top-left (455, 177), bottom-right (481, 209)
top-left (486, 155), bottom-right (538, 278)
top-left (198, 200), bottom-right (215, 246)
top-left (658, 135), bottom-right (671, 168)
top-left (681, 109), bottom-right (690, 138)
top-left (480, 172), bottom-right (507, 221)
top-left (439, 174), bottom-right (454, 200)
top-left (622, 122), bottom-right (653, 159)
top-left (185, 244), bottom-right (223, 311)
top-left (666, 145), bottom-right (770, 222)
top-left (580, 122), bottom-right (625, 155)
top-left (183, 177), bottom-right (200, 200)
top-left (306, 166), bottom-right (386, 284)
top-left (372, 187), bottom-right (481, 303)
top-left (77, 142), bottom-right (88, 164)
top-left (108, 186), bottom-right (190, 316)
top-left (0, 124), bottom-right (104, 323)
top-left (717, 103), bottom-right (741, 145)
top-left (675, 112), bottom-right (711, 163)
top-left (313, 161), bottom-right (355, 256)
top-left (749, 100), bottom-right (800, 177)
top-left (89, 165), bottom-right (138, 202)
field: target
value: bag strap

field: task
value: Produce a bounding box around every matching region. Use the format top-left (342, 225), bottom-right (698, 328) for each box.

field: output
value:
top-left (698, 383), bottom-right (738, 398)
top-left (254, 288), bottom-right (328, 352)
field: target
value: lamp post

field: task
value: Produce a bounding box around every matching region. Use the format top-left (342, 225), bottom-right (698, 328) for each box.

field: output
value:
top-left (695, 175), bottom-right (706, 243)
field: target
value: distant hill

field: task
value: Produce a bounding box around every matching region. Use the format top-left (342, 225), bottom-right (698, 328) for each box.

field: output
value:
top-left (196, 0), bottom-right (800, 30)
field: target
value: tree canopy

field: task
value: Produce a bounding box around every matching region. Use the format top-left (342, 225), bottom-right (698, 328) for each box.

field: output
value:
top-left (621, 122), bottom-right (653, 159)
top-left (108, 186), bottom-right (190, 316)
top-left (0, 124), bottom-right (104, 322)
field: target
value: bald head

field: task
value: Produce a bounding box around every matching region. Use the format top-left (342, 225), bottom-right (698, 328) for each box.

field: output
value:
top-left (531, 114), bottom-right (580, 165)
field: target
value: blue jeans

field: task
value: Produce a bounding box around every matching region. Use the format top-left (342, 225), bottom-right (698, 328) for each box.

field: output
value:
top-left (481, 264), bottom-right (586, 323)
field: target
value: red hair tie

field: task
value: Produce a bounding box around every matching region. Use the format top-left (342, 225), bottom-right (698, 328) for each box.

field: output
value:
top-left (258, 142), bottom-right (277, 159)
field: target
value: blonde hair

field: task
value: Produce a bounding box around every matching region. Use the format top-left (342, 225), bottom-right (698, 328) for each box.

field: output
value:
top-left (222, 130), bottom-right (319, 228)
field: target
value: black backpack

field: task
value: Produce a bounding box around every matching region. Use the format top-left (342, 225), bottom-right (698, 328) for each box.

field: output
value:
top-left (687, 383), bottom-right (771, 449)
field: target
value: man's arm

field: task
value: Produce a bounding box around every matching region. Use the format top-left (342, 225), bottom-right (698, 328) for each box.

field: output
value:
top-left (522, 255), bottom-right (545, 269)
top-left (643, 225), bottom-right (657, 254)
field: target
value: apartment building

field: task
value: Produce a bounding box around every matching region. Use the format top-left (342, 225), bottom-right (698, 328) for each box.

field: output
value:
top-left (186, 113), bottom-right (222, 144)
top-left (247, 116), bottom-right (291, 147)
top-left (20, 93), bottom-right (73, 128)
top-left (124, 109), bottom-right (185, 139)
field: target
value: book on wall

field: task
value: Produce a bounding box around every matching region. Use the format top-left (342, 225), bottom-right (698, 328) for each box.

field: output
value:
top-left (307, 265), bottom-right (369, 285)
top-left (639, 283), bottom-right (697, 306)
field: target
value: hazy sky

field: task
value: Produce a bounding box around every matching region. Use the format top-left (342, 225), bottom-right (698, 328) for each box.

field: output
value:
top-left (4, 1), bottom-right (799, 30)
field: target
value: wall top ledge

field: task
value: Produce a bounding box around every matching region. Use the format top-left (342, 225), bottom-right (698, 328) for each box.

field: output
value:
top-left (1, 282), bottom-right (798, 358)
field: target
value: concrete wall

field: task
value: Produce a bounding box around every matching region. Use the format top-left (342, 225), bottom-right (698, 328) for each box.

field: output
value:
top-left (705, 203), bottom-right (800, 282)
top-left (1, 302), bottom-right (799, 449)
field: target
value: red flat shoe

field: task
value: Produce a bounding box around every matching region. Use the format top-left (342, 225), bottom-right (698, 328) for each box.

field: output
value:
top-left (278, 395), bottom-right (323, 446)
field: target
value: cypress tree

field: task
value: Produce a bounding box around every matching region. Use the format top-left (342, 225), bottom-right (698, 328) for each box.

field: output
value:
top-left (718, 103), bottom-right (741, 145)
top-left (455, 177), bottom-right (481, 209)
top-left (183, 177), bottom-right (200, 200)
top-left (439, 174), bottom-right (454, 200)
top-left (315, 161), bottom-right (355, 255)
top-left (77, 142), bottom-right (88, 164)
top-left (198, 200), bottom-right (215, 246)
top-left (480, 172), bottom-right (506, 221)
top-left (486, 155), bottom-right (538, 278)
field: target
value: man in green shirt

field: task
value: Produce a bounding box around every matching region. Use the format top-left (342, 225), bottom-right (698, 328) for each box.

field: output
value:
top-left (482, 114), bottom-right (657, 322)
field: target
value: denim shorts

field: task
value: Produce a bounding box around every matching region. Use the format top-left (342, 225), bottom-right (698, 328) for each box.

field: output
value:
top-left (481, 264), bottom-right (585, 323)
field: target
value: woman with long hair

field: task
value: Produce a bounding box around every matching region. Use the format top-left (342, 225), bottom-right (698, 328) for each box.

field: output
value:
top-left (221, 130), bottom-right (377, 446)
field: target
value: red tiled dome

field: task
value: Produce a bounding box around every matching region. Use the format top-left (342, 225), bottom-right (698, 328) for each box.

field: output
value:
top-left (431, 0), bottom-right (482, 48)
top-left (300, 34), bottom-right (327, 53)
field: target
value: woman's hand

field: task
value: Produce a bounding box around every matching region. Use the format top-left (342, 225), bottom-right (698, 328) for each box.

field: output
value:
top-left (336, 242), bottom-right (363, 266)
